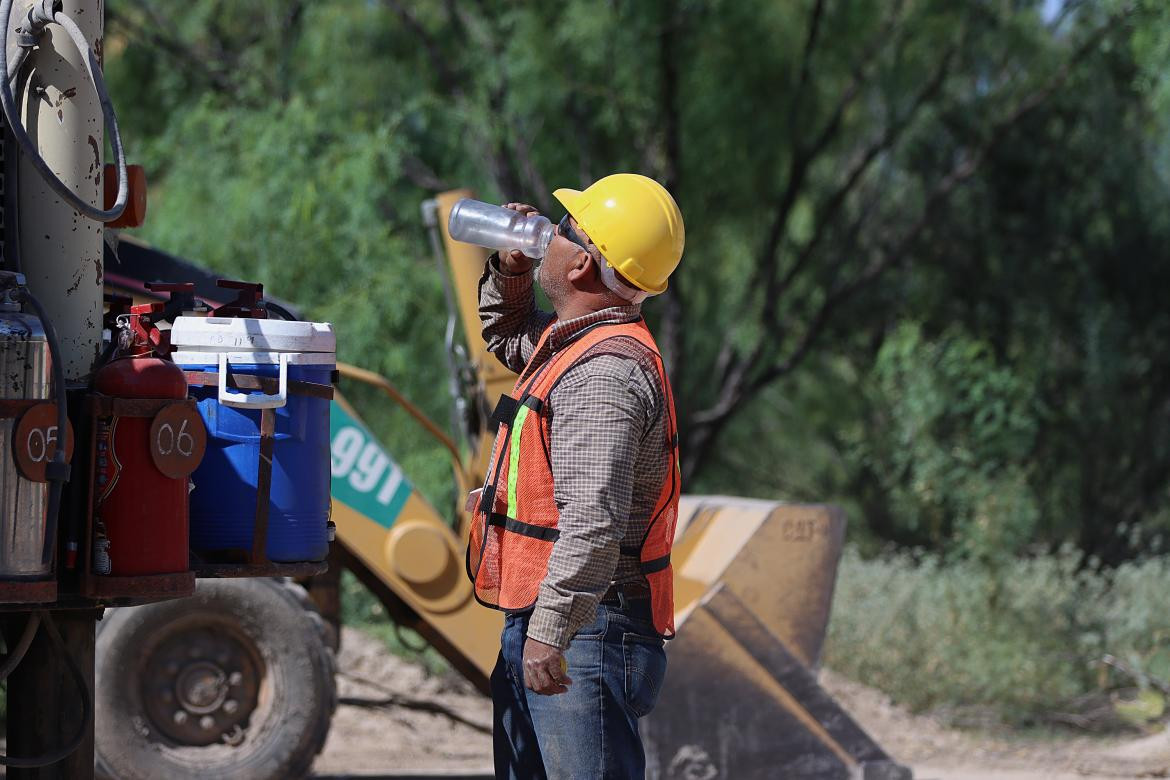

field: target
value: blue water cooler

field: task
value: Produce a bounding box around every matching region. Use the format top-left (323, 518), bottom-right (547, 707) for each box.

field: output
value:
top-left (170, 316), bottom-right (336, 562)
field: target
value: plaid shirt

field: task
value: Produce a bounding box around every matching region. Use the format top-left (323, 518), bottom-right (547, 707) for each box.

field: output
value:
top-left (479, 256), bottom-right (669, 648)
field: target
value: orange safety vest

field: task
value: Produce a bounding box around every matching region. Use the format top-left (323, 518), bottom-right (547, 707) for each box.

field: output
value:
top-left (466, 318), bottom-right (681, 638)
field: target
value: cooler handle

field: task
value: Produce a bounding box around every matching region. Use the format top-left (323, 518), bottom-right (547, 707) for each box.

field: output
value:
top-left (218, 353), bottom-right (289, 409)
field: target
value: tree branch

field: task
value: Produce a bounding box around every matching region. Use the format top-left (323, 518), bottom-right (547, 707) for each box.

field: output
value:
top-left (690, 2), bottom-right (912, 460)
top-left (657, 0), bottom-right (682, 195)
top-left (787, 0), bottom-right (827, 135)
top-left (1048, 0), bottom-right (1087, 31)
top-left (767, 41), bottom-right (959, 318)
top-left (432, 4), bottom-right (528, 202)
top-left (511, 121), bottom-right (554, 214)
top-left (381, 0), bottom-right (529, 200)
top-left (680, 3), bottom-right (1134, 480)
top-left (481, 86), bottom-right (526, 199)
top-left (106, 7), bottom-right (238, 96)
top-left (382, 0), bottom-right (462, 97)
top-left (748, 3), bottom-right (1135, 394)
top-left (566, 97), bottom-right (597, 185)
top-left (689, 342), bottom-right (764, 426)
top-left (752, 0), bottom-right (908, 303)
top-left (277, 1), bottom-right (307, 102)
top-left (338, 670), bottom-right (491, 733)
top-left (654, 0), bottom-right (686, 396)
top-left (400, 153), bottom-right (448, 191)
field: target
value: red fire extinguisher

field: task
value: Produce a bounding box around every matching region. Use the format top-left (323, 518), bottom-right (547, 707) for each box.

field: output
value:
top-left (93, 284), bottom-right (205, 576)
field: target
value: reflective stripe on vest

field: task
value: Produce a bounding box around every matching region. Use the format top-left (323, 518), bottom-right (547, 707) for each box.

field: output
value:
top-left (506, 404), bottom-right (530, 519)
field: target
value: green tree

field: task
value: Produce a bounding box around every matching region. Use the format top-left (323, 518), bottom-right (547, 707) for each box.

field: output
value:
top-left (104, 0), bottom-right (1170, 559)
top-left (847, 323), bottom-right (1043, 561)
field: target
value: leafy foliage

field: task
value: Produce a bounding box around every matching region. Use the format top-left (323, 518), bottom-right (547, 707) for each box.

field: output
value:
top-left (847, 324), bottom-right (1043, 561)
top-left (102, 0), bottom-right (1170, 563)
top-left (826, 546), bottom-right (1170, 728)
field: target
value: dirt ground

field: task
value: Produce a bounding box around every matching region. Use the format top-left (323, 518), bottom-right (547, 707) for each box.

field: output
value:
top-left (312, 628), bottom-right (1170, 779)
top-left (311, 628), bottom-right (494, 777)
top-left (821, 669), bottom-right (1170, 780)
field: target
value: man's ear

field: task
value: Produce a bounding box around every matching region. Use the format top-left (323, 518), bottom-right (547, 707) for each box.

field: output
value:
top-left (565, 250), bottom-right (593, 284)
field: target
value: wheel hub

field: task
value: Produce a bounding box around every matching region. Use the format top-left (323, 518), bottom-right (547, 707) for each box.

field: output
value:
top-left (175, 662), bottom-right (228, 714)
top-left (141, 626), bottom-right (262, 747)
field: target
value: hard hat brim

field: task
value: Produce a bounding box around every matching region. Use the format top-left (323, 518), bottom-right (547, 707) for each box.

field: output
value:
top-left (554, 186), bottom-right (613, 271)
top-left (552, 188), bottom-right (584, 220)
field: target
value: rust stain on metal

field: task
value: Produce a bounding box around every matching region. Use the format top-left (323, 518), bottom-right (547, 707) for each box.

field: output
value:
top-left (87, 136), bottom-right (100, 175)
top-left (95, 37), bottom-right (103, 67)
top-left (94, 255), bottom-right (103, 285)
top-left (66, 271), bottom-right (82, 296)
top-left (56, 109), bottom-right (63, 124)
top-left (62, 87), bottom-right (77, 100)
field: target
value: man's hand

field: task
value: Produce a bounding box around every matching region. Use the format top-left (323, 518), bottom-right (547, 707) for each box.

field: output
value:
top-left (522, 637), bottom-right (572, 696)
top-left (499, 202), bottom-right (542, 275)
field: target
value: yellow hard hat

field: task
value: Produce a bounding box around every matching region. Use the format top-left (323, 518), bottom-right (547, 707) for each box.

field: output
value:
top-left (553, 173), bottom-right (685, 296)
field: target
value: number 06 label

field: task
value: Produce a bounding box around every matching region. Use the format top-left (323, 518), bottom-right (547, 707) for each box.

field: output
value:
top-left (149, 404), bottom-right (207, 479)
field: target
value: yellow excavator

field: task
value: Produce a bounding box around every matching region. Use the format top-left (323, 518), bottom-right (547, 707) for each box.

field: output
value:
top-left (95, 191), bottom-right (910, 780)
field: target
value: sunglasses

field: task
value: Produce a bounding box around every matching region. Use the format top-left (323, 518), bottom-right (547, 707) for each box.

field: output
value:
top-left (557, 214), bottom-right (592, 253)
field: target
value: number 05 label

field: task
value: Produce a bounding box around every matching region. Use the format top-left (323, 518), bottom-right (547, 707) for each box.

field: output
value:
top-left (12, 403), bottom-right (74, 482)
top-left (149, 404), bottom-right (207, 479)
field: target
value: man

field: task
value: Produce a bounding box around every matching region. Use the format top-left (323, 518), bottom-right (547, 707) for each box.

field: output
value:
top-left (466, 173), bottom-right (685, 779)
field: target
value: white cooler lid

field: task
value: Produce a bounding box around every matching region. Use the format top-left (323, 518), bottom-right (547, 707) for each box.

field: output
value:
top-left (170, 350), bottom-right (336, 366)
top-left (171, 316), bottom-right (335, 355)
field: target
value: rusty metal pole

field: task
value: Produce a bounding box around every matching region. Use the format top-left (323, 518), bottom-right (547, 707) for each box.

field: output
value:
top-left (5, 0), bottom-right (105, 776)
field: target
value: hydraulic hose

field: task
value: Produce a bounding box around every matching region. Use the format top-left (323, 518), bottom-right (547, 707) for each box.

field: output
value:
top-left (0, 0), bottom-right (128, 222)
top-left (0, 612), bottom-right (39, 681)
top-left (262, 299), bottom-right (299, 322)
top-left (0, 612), bottom-right (92, 767)
top-left (422, 198), bottom-right (477, 455)
top-left (15, 285), bottom-right (70, 567)
top-left (6, 45), bottom-right (28, 89)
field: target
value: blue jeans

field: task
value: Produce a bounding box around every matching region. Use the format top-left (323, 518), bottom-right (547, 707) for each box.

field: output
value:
top-left (492, 600), bottom-right (667, 779)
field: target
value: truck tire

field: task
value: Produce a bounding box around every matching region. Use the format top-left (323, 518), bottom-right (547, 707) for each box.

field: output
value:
top-left (94, 578), bottom-right (337, 780)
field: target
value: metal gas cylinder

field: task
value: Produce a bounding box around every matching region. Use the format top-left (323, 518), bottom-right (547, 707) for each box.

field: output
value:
top-left (0, 285), bottom-right (52, 577)
top-left (93, 300), bottom-right (194, 576)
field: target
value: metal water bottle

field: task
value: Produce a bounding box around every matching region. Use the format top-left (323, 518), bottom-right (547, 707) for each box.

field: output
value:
top-left (447, 199), bottom-right (557, 259)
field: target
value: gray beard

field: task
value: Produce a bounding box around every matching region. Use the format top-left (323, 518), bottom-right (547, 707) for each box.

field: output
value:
top-left (537, 261), bottom-right (566, 307)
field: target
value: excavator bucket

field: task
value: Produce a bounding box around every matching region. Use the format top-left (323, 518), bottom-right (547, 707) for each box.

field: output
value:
top-left (645, 498), bottom-right (911, 779)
